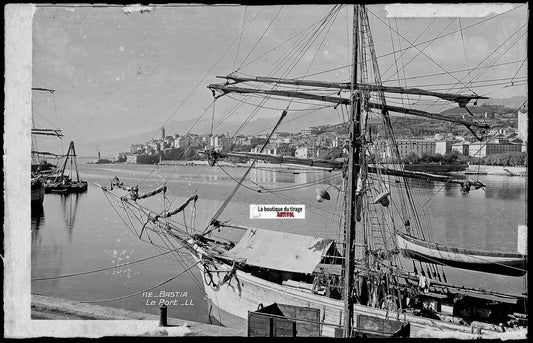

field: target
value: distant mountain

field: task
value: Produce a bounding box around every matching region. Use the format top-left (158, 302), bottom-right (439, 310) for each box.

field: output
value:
top-left (477, 96), bottom-right (527, 110)
top-left (439, 104), bottom-right (518, 117)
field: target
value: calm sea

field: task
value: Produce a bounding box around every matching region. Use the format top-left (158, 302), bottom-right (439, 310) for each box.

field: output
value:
top-left (31, 160), bottom-right (527, 323)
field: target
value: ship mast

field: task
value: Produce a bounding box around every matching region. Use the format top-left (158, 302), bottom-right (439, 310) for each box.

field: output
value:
top-left (203, 5), bottom-right (494, 335)
top-left (343, 4), bottom-right (360, 337)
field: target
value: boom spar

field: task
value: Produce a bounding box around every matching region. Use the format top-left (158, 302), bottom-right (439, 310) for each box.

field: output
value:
top-left (207, 84), bottom-right (490, 132)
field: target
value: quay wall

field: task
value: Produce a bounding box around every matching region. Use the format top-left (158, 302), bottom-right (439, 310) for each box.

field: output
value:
top-left (465, 164), bottom-right (527, 176)
top-left (30, 294), bottom-right (245, 337)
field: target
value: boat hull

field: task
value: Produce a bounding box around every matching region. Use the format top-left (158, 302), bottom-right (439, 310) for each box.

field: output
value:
top-left (396, 233), bottom-right (527, 277)
top-left (45, 181), bottom-right (88, 194)
top-left (31, 178), bottom-right (45, 211)
top-left (190, 251), bottom-right (487, 338)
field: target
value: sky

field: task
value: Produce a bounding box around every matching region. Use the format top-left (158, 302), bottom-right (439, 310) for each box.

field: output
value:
top-left (29, 3), bottom-right (528, 156)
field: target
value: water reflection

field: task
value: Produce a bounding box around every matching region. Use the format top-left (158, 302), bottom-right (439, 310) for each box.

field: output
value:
top-left (59, 193), bottom-right (82, 243)
top-left (31, 205), bottom-right (45, 231)
top-left (484, 186), bottom-right (525, 200)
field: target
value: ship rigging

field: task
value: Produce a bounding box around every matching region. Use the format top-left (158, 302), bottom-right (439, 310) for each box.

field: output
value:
top-left (99, 4), bottom-right (527, 338)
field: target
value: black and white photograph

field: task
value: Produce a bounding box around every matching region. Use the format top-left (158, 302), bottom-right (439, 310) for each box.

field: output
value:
top-left (4, 2), bottom-right (528, 338)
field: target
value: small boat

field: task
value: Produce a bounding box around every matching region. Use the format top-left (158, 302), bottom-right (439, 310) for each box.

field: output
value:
top-left (46, 181), bottom-right (88, 194)
top-left (396, 233), bottom-right (527, 277)
top-left (45, 141), bottom-right (88, 194)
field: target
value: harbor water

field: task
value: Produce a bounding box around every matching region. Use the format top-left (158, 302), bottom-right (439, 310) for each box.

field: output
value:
top-left (31, 160), bottom-right (527, 324)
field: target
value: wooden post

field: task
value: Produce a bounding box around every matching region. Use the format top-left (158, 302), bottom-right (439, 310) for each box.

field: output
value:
top-left (159, 305), bottom-right (167, 327)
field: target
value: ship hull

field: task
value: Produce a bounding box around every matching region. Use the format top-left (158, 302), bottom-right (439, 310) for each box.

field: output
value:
top-left (31, 178), bottom-right (45, 211)
top-left (191, 251), bottom-right (487, 338)
top-left (31, 186), bottom-right (45, 210)
top-left (396, 233), bottom-right (527, 277)
top-left (45, 181), bottom-right (88, 194)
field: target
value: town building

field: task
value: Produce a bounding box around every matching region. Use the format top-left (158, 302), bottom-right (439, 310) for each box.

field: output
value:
top-left (518, 102), bottom-right (528, 144)
top-left (395, 138), bottom-right (436, 159)
top-left (452, 142), bottom-right (470, 156)
top-left (435, 139), bottom-right (461, 155)
top-left (130, 144), bottom-right (144, 154)
top-left (468, 138), bottom-right (523, 158)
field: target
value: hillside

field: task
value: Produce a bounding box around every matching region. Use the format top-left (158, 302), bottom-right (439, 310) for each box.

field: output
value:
top-left (75, 99), bottom-right (525, 158)
top-left (439, 104), bottom-right (517, 117)
top-left (477, 96), bottom-right (527, 110)
top-left (79, 108), bottom-right (342, 156)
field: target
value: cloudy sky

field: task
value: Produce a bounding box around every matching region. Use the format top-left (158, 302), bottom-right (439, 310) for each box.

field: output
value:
top-left (29, 3), bottom-right (527, 154)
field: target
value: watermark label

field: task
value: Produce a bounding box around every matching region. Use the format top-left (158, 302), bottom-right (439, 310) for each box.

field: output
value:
top-left (142, 290), bottom-right (195, 306)
top-left (250, 204), bottom-right (305, 219)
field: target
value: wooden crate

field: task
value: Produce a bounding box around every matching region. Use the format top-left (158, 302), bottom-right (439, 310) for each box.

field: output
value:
top-left (353, 314), bottom-right (410, 338)
top-left (248, 303), bottom-right (321, 337)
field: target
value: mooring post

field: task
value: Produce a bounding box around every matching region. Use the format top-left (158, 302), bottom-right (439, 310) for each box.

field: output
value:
top-left (159, 305), bottom-right (168, 327)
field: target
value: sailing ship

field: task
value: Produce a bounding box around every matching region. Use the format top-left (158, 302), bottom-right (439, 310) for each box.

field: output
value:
top-left (99, 4), bottom-right (527, 338)
top-left (31, 87), bottom-right (63, 212)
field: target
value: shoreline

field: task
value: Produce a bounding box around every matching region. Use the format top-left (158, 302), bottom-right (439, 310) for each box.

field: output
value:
top-left (156, 160), bottom-right (527, 176)
top-left (464, 164), bottom-right (527, 176)
top-left (157, 160), bottom-right (330, 170)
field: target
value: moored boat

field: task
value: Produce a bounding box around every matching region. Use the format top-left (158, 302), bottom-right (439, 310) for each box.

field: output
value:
top-left (396, 233), bottom-right (527, 277)
top-left (44, 141), bottom-right (88, 194)
top-left (31, 176), bottom-right (45, 210)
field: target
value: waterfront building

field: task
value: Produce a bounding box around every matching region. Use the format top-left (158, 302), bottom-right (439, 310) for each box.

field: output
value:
top-left (468, 138), bottom-right (523, 158)
top-left (210, 135), bottom-right (231, 151)
top-left (130, 144), bottom-right (144, 154)
top-left (295, 146), bottom-right (312, 158)
top-left (146, 140), bottom-right (160, 152)
top-left (435, 139), bottom-right (461, 155)
top-left (117, 152), bottom-right (130, 162)
top-left (275, 143), bottom-right (295, 156)
top-left (452, 142), bottom-right (470, 156)
top-left (395, 138), bottom-right (436, 159)
top-left (232, 135), bottom-right (248, 146)
top-left (164, 135), bottom-right (175, 146)
top-left (176, 135), bottom-right (195, 148)
top-left (518, 102), bottom-right (528, 143)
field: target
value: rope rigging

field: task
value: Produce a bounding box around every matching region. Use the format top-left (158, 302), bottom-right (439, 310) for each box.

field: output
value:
top-left (102, 183), bottom-right (206, 290)
top-left (87, 5), bottom-right (526, 329)
top-left (427, 23), bottom-right (527, 114)
top-left (208, 5), bottom-right (343, 141)
top-left (31, 247), bottom-right (188, 281)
